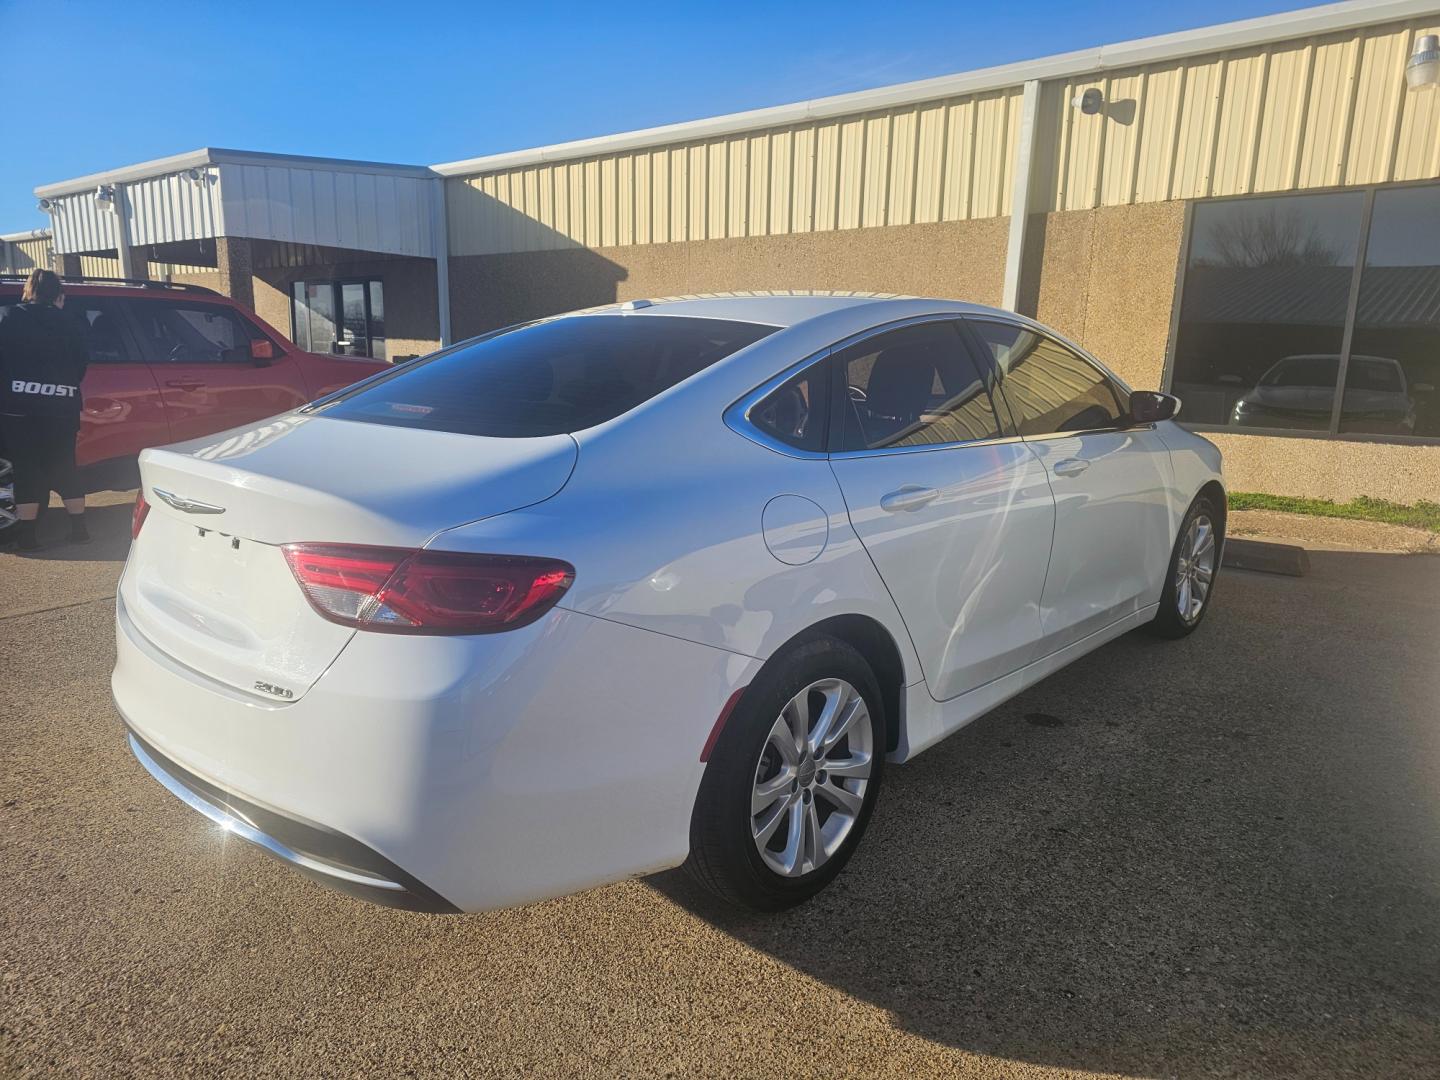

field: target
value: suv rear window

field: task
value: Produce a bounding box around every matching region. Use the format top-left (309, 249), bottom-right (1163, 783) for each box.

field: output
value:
top-left (317, 315), bottom-right (777, 437)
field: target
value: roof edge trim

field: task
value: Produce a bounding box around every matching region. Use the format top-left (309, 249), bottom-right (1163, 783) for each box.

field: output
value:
top-left (35, 148), bottom-right (435, 199)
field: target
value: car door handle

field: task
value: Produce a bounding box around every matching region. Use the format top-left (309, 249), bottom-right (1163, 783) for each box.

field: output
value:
top-left (1053, 458), bottom-right (1090, 478)
top-left (165, 379), bottom-right (205, 392)
top-left (879, 485), bottom-right (940, 512)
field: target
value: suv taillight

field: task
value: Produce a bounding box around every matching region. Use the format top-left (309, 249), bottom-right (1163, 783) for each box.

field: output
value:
top-left (281, 544), bottom-right (574, 635)
top-left (131, 494), bottom-right (150, 539)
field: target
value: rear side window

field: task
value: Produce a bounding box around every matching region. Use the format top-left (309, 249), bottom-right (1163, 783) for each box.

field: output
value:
top-left (318, 315), bottom-right (777, 437)
top-left (969, 321), bottom-right (1126, 435)
top-left (750, 364), bottom-right (828, 452)
top-left (1, 296), bottom-right (133, 364)
top-left (68, 300), bottom-right (134, 364)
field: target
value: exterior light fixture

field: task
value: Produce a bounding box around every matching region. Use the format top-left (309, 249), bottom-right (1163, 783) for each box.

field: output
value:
top-left (1072, 88), bottom-right (1104, 115)
top-left (94, 184), bottom-right (116, 206)
top-left (36, 198), bottom-right (52, 212)
top-left (1406, 34), bottom-right (1440, 90)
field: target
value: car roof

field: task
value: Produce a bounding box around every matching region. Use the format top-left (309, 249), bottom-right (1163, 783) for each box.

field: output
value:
top-left (1279, 353), bottom-right (1400, 366)
top-left (570, 291), bottom-right (1001, 328)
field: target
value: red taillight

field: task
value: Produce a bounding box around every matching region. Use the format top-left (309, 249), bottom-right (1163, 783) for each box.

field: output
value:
top-left (131, 493), bottom-right (150, 539)
top-left (281, 544), bottom-right (574, 635)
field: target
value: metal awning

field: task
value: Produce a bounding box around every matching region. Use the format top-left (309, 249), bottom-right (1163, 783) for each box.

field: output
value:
top-left (36, 148), bottom-right (443, 260)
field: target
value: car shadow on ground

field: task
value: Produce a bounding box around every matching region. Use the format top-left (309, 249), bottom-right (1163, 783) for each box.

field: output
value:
top-left (649, 550), bottom-right (1440, 1078)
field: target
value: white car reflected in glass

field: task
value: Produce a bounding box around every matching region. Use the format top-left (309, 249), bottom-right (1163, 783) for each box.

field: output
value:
top-left (1231, 353), bottom-right (1419, 435)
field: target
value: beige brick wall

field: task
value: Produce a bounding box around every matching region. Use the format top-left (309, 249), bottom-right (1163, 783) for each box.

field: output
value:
top-left (448, 217), bottom-right (1012, 339)
top-left (1023, 201), bottom-right (1188, 391)
top-left (1206, 433), bottom-right (1440, 505)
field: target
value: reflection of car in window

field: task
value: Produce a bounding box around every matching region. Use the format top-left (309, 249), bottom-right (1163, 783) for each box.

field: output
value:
top-left (1232, 354), bottom-right (1417, 435)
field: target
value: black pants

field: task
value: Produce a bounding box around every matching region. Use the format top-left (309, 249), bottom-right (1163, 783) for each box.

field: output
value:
top-left (5, 415), bottom-right (83, 505)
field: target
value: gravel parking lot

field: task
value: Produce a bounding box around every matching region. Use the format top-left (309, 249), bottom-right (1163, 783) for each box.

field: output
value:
top-left (3, 500), bottom-right (1438, 1079)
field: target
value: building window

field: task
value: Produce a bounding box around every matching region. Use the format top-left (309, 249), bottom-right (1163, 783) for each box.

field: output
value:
top-left (1168, 183), bottom-right (1440, 441)
top-left (1345, 186), bottom-right (1440, 437)
top-left (291, 279), bottom-right (386, 361)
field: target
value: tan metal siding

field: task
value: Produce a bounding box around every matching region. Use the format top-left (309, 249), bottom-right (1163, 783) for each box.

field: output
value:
top-left (446, 16), bottom-right (1440, 255)
top-left (1041, 18), bottom-right (1440, 211)
top-left (1346, 29), bottom-right (1411, 184)
top-left (79, 255), bottom-right (122, 278)
top-left (446, 87), bottom-right (1024, 256)
top-left (3, 237), bottom-right (53, 273)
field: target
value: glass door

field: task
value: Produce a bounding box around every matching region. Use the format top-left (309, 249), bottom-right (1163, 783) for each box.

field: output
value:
top-left (292, 282), bottom-right (338, 355)
top-left (339, 282), bottom-right (370, 357)
top-left (290, 280), bottom-right (386, 360)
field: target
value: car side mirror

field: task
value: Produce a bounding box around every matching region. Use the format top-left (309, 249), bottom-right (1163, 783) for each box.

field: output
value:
top-left (249, 339), bottom-right (277, 366)
top-left (1129, 390), bottom-right (1180, 424)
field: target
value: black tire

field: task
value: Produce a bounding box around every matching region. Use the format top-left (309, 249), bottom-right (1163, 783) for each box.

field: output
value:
top-left (685, 635), bottom-right (886, 911)
top-left (1149, 493), bottom-right (1223, 639)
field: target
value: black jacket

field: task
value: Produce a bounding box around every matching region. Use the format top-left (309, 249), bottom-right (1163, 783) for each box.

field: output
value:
top-left (0, 302), bottom-right (89, 420)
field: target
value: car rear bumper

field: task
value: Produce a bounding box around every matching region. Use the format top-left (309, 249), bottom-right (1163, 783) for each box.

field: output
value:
top-left (125, 725), bottom-right (459, 913)
top-left (113, 586), bottom-right (759, 912)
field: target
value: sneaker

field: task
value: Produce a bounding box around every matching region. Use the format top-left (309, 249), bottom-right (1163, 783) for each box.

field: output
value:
top-left (68, 515), bottom-right (91, 544)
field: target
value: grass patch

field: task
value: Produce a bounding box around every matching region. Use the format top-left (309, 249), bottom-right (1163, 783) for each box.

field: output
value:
top-left (1228, 492), bottom-right (1440, 533)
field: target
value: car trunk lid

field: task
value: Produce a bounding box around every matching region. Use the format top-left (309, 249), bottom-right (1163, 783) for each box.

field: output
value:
top-left (119, 414), bottom-right (576, 701)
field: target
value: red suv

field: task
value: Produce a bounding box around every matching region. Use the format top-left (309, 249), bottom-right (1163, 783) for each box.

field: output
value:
top-left (0, 277), bottom-right (388, 499)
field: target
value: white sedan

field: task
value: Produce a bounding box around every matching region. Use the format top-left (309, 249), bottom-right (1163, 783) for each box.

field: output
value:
top-left (114, 294), bottom-right (1224, 913)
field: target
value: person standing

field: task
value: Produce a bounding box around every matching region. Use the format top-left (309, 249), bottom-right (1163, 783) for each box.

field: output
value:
top-left (0, 269), bottom-right (90, 550)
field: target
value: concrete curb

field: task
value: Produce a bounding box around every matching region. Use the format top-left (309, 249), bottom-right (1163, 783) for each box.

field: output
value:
top-left (1222, 538), bottom-right (1310, 577)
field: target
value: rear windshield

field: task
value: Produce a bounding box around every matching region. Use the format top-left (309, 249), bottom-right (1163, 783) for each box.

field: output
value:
top-left (316, 314), bottom-right (778, 437)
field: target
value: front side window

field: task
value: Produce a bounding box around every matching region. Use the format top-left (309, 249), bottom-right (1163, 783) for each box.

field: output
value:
top-left (970, 321), bottom-right (1126, 435)
top-left (834, 320), bottom-right (1004, 452)
top-left (1169, 191), bottom-right (1365, 432)
top-left (319, 314), bottom-right (777, 438)
top-left (132, 302), bottom-right (270, 364)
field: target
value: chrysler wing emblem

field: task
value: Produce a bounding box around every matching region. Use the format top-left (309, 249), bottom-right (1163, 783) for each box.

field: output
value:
top-left (152, 488), bottom-right (226, 515)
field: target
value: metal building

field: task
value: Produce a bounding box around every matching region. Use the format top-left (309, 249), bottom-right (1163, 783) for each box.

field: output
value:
top-left (11, 0), bottom-right (1440, 502)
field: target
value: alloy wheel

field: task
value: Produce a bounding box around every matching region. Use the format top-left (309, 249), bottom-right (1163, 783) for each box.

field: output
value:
top-left (750, 677), bottom-right (874, 877)
top-left (1174, 513), bottom-right (1216, 623)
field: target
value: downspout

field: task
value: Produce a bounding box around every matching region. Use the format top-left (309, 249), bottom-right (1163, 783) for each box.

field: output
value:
top-left (1002, 79), bottom-right (1042, 313)
top-left (430, 177), bottom-right (452, 347)
top-left (115, 183), bottom-right (137, 280)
